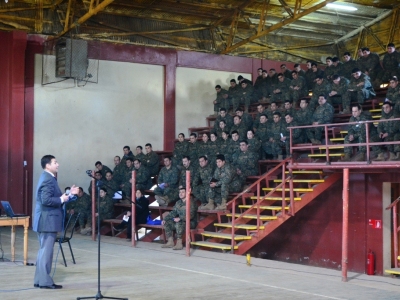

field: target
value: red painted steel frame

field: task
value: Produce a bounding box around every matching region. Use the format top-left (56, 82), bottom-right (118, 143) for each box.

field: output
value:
top-left (186, 170), bottom-right (191, 257)
top-left (386, 197), bottom-right (400, 268)
top-left (131, 170), bottom-right (136, 247)
top-left (342, 168), bottom-right (349, 282)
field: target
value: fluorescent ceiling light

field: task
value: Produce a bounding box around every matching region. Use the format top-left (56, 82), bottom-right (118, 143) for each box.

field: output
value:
top-left (326, 3), bottom-right (358, 11)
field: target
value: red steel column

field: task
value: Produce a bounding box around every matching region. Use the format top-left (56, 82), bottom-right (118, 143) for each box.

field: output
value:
top-left (342, 168), bottom-right (349, 282)
top-left (185, 170), bottom-right (191, 257)
top-left (131, 170), bottom-right (136, 247)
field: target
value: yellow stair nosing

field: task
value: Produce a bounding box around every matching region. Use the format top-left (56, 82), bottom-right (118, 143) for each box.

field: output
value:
top-left (191, 241), bottom-right (238, 250)
top-left (225, 213), bottom-right (277, 220)
top-left (330, 138), bottom-right (345, 141)
top-left (385, 269), bottom-right (400, 275)
top-left (214, 223), bottom-right (265, 230)
top-left (273, 179), bottom-right (324, 183)
top-left (284, 171), bottom-right (323, 174)
top-left (250, 196), bottom-right (302, 201)
top-left (369, 109), bottom-right (381, 112)
top-left (340, 131), bottom-right (348, 134)
top-left (308, 153), bottom-right (345, 157)
top-left (372, 115), bottom-right (381, 119)
top-left (239, 205), bottom-right (289, 210)
top-left (319, 146), bottom-right (344, 150)
top-left (201, 231), bottom-right (251, 240)
top-left (262, 188), bottom-right (313, 192)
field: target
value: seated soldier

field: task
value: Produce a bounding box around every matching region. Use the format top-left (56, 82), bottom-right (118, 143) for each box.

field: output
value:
top-left (81, 187), bottom-right (114, 235)
top-left (112, 155), bottom-right (124, 186)
top-left (289, 70), bottom-right (308, 107)
top-left (104, 171), bottom-right (119, 202)
top-left (228, 130), bottom-right (241, 163)
top-left (282, 112), bottom-right (303, 157)
top-left (381, 43), bottom-right (400, 83)
top-left (343, 104), bottom-right (380, 162)
top-left (88, 171), bottom-right (102, 199)
top-left (214, 108), bottom-right (234, 132)
top-left (239, 80), bottom-right (255, 113)
top-left (161, 187), bottom-right (198, 250)
top-left (198, 133), bottom-right (211, 159)
top-left (230, 115), bottom-right (247, 140)
top-left (309, 75), bottom-right (331, 111)
top-left (172, 133), bottom-right (188, 168)
top-left (133, 158), bottom-right (152, 190)
top-left (280, 64), bottom-right (293, 80)
top-left (66, 187), bottom-right (91, 233)
top-left (373, 101), bottom-right (400, 161)
top-left (283, 100), bottom-right (296, 118)
top-left (121, 145), bottom-right (134, 165)
top-left (306, 94), bottom-right (334, 144)
top-left (178, 155), bottom-right (196, 188)
top-left (208, 132), bottom-right (219, 168)
top-left (213, 85), bottom-right (230, 116)
top-left (144, 143), bottom-right (160, 177)
top-left (229, 79), bottom-right (241, 112)
top-left (154, 156), bottom-right (180, 206)
top-left (95, 161), bottom-right (112, 179)
top-left (386, 76), bottom-right (400, 115)
top-left (346, 68), bottom-right (375, 105)
top-left (296, 98), bottom-right (313, 143)
top-left (329, 74), bottom-right (350, 114)
top-left (253, 103), bottom-right (266, 131)
top-left (203, 154), bottom-right (243, 211)
top-left (233, 140), bottom-right (259, 185)
top-left (113, 189), bottom-right (149, 241)
top-left (265, 112), bottom-right (287, 160)
top-left (235, 108), bottom-right (253, 131)
top-left (120, 157), bottom-right (134, 200)
top-left (188, 133), bottom-right (200, 169)
top-left (218, 130), bottom-right (231, 160)
top-left (193, 155), bottom-right (215, 205)
top-left (246, 129), bottom-right (261, 159)
top-left (135, 146), bottom-right (146, 164)
top-left (270, 73), bottom-right (291, 103)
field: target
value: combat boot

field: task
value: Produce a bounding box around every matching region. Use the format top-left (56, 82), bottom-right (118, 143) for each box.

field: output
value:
top-left (353, 152), bottom-right (365, 162)
top-left (155, 195), bottom-right (167, 206)
top-left (80, 226), bottom-right (91, 235)
top-left (172, 238), bottom-right (183, 250)
top-left (373, 153), bottom-right (385, 161)
top-left (215, 198), bottom-right (227, 210)
top-left (388, 152), bottom-right (397, 161)
top-left (161, 237), bottom-right (174, 248)
top-left (202, 199), bottom-right (215, 210)
top-left (342, 153), bottom-right (351, 162)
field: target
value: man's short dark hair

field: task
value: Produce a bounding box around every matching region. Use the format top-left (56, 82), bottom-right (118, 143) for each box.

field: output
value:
top-left (95, 171), bottom-right (102, 175)
top-left (300, 98), bottom-right (309, 103)
top-left (258, 68), bottom-right (263, 71)
top-left (78, 187), bottom-right (84, 193)
top-left (311, 62), bottom-right (318, 67)
top-left (234, 115), bottom-right (241, 120)
top-left (126, 157), bottom-right (134, 163)
top-left (387, 42), bottom-right (395, 48)
top-left (269, 68), bottom-right (276, 72)
top-left (285, 112), bottom-right (294, 118)
top-left (123, 146), bottom-right (130, 151)
top-left (215, 85), bottom-right (221, 89)
top-left (145, 143), bottom-right (152, 148)
top-left (95, 161), bottom-right (102, 166)
top-left (178, 133), bottom-right (185, 138)
top-left (352, 68), bottom-right (361, 73)
top-left (231, 130), bottom-right (239, 135)
top-left (220, 107), bottom-right (227, 112)
top-left (190, 133), bottom-right (197, 138)
top-left (280, 64), bottom-right (286, 68)
top-left (240, 140), bottom-right (248, 145)
top-left (199, 155), bottom-right (208, 161)
top-left (332, 57), bottom-right (339, 62)
top-left (332, 74), bottom-right (340, 80)
top-left (284, 99), bottom-right (293, 104)
top-left (216, 154), bottom-right (225, 161)
top-left (164, 156), bottom-right (172, 161)
top-left (343, 52), bottom-right (351, 56)
top-left (291, 70), bottom-right (298, 75)
top-left (136, 145), bottom-right (143, 150)
top-left (361, 47), bottom-right (369, 52)
top-left (235, 108), bottom-right (243, 113)
top-left (133, 158), bottom-right (141, 164)
top-left (219, 120), bottom-right (226, 125)
top-left (260, 113), bottom-right (268, 118)
top-left (326, 56), bottom-right (332, 61)
top-left (270, 101), bottom-right (278, 106)
top-left (277, 73), bottom-right (284, 78)
top-left (273, 112), bottom-right (281, 117)
top-left (230, 79), bottom-right (236, 83)
top-left (100, 187), bottom-right (107, 193)
top-left (351, 104), bottom-right (362, 110)
top-left (223, 130), bottom-right (230, 135)
top-left (182, 155), bottom-right (190, 161)
top-left (316, 75), bottom-right (323, 80)
top-left (41, 154), bottom-right (55, 169)
top-left (318, 94), bottom-right (326, 99)
top-left (105, 170), bottom-right (113, 175)
top-left (247, 129), bottom-right (255, 134)
top-left (238, 75), bottom-right (244, 80)
top-left (115, 155), bottom-right (121, 160)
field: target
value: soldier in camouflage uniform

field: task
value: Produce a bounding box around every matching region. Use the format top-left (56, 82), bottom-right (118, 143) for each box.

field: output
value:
top-left (178, 156), bottom-right (197, 188)
top-left (133, 158), bottom-right (152, 190)
top-left (373, 101), bottom-right (400, 161)
top-left (235, 108), bottom-right (253, 131)
top-left (228, 79), bottom-right (242, 112)
top-left (144, 143), bottom-right (160, 177)
top-left (294, 64), bottom-right (306, 78)
top-left (120, 158), bottom-right (134, 199)
top-left (253, 104), bottom-right (266, 131)
top-left (198, 133), bottom-right (211, 160)
top-left (306, 62), bottom-right (325, 92)
top-left (218, 131), bottom-right (231, 160)
top-left (104, 171), bottom-right (119, 200)
top-left (265, 69), bottom-right (279, 98)
top-left (213, 85), bottom-right (230, 115)
top-left (346, 68), bottom-right (375, 104)
top-left (193, 155), bottom-right (214, 204)
top-left (134, 146), bottom-right (146, 164)
top-left (230, 115), bottom-right (247, 140)
top-left (282, 100), bottom-right (296, 119)
top-left (270, 73), bottom-right (291, 103)
top-left (227, 131), bottom-right (241, 163)
top-left (154, 157), bottom-right (180, 205)
top-left (282, 112), bottom-right (303, 156)
top-left (296, 98), bottom-right (313, 143)
top-left (95, 161), bottom-right (112, 179)
top-left (214, 108), bottom-right (234, 132)
top-left (203, 154), bottom-right (243, 210)
top-left (88, 171), bottom-right (102, 199)
top-left (381, 43), bottom-right (400, 83)
top-left (172, 133), bottom-right (189, 168)
top-left (67, 187), bottom-right (91, 233)
top-left (289, 71), bottom-right (308, 107)
top-left (307, 95), bottom-right (334, 144)
top-left (359, 47), bottom-right (383, 86)
top-left (161, 187), bottom-right (198, 250)
top-left (265, 112), bottom-right (287, 160)
top-left (121, 146), bottom-right (134, 166)
top-left (331, 57), bottom-right (344, 78)
top-left (233, 141), bottom-right (259, 185)
top-left (386, 77), bottom-right (400, 115)
top-left (324, 57), bottom-right (335, 81)
top-left (280, 64), bottom-right (293, 80)
top-left (208, 132), bottom-right (220, 169)
top-left (188, 133), bottom-right (200, 169)
top-left (255, 114), bottom-right (270, 159)
top-left (253, 68), bottom-right (265, 101)
top-left (265, 102), bottom-right (280, 123)
top-left (215, 120), bottom-right (227, 138)
top-left (239, 80), bottom-right (255, 112)
top-left (342, 52), bottom-right (358, 80)
top-left (309, 75), bottom-right (331, 110)
top-left (343, 104), bottom-right (380, 162)
top-left (82, 187), bottom-right (114, 235)
top-left (247, 129), bottom-right (261, 159)
top-left (328, 74), bottom-right (350, 113)
top-left (112, 155), bottom-right (125, 186)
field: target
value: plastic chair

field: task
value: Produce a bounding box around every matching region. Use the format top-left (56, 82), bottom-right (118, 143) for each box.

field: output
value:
top-left (56, 213), bottom-right (80, 267)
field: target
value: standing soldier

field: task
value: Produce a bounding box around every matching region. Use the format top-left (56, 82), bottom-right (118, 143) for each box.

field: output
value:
top-left (296, 99), bottom-right (313, 143)
top-left (213, 85), bottom-right (229, 116)
top-left (359, 47), bottom-right (383, 87)
top-left (120, 158), bottom-right (134, 200)
top-left (203, 154), bottom-right (243, 210)
top-left (381, 43), bottom-right (400, 83)
top-left (193, 156), bottom-right (215, 205)
top-left (253, 68), bottom-right (265, 102)
top-left (331, 57), bottom-right (343, 78)
top-left (307, 95), bottom-right (334, 145)
top-left (161, 187), bottom-right (198, 250)
top-left (228, 79), bottom-right (241, 113)
top-left (187, 133), bottom-right (200, 169)
top-left (240, 80), bottom-right (255, 113)
top-left (112, 155), bottom-right (124, 186)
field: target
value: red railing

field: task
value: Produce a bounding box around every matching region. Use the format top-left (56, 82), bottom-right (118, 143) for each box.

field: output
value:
top-left (386, 196), bottom-right (400, 268)
top-left (228, 158), bottom-right (293, 252)
top-left (288, 117), bottom-right (400, 163)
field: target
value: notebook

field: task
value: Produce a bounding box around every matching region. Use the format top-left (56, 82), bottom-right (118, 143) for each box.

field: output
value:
top-left (0, 201), bottom-right (28, 217)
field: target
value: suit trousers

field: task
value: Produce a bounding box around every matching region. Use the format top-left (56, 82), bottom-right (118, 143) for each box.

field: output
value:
top-left (34, 232), bottom-right (57, 286)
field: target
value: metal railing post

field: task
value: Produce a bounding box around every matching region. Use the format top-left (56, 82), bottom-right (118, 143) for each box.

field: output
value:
top-left (281, 164), bottom-right (286, 217)
top-left (342, 168), bottom-right (349, 282)
top-left (186, 170), bottom-right (191, 257)
top-left (131, 170), bottom-right (136, 247)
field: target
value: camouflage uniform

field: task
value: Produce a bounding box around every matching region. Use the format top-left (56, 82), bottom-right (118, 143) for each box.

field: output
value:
top-left (87, 195), bottom-right (114, 227)
top-left (382, 51), bottom-right (400, 82)
top-left (178, 164), bottom-right (197, 189)
top-left (296, 106), bottom-right (313, 142)
top-left (172, 140), bottom-right (189, 168)
top-left (66, 192), bottom-right (91, 229)
top-left (154, 165), bottom-right (180, 204)
top-left (144, 151), bottom-right (160, 177)
top-left (104, 178), bottom-right (119, 199)
top-left (208, 162), bottom-right (243, 205)
top-left (214, 88), bottom-right (230, 113)
top-left (227, 139), bottom-right (241, 163)
top-left (324, 65), bottom-right (335, 81)
top-left (135, 165), bottom-right (152, 190)
top-left (247, 137), bottom-right (261, 158)
top-left (282, 69), bottom-right (293, 80)
top-left (233, 150), bottom-right (259, 184)
top-left (255, 121), bottom-right (270, 156)
top-left (307, 102), bottom-right (334, 143)
top-left (193, 163), bottom-right (214, 204)
top-left (163, 198), bottom-right (198, 239)
top-left (342, 59), bottom-right (358, 80)
top-left (218, 138), bottom-right (230, 161)
top-left (229, 84), bottom-right (242, 112)
top-left (187, 141), bottom-right (200, 169)
top-left (120, 151), bottom-right (134, 166)
top-left (113, 163), bottom-right (125, 185)
top-left (305, 68), bottom-right (324, 91)
top-left (134, 152), bottom-right (146, 164)
top-left (214, 114), bottom-right (234, 132)
top-left (230, 122), bottom-right (247, 140)
top-left (265, 120), bottom-right (287, 157)
top-left (386, 85), bottom-right (400, 115)
top-left (240, 112), bottom-right (254, 131)
top-left (344, 112), bottom-right (380, 155)
top-left (289, 76), bottom-right (308, 106)
top-left (346, 73), bottom-right (375, 104)
top-left (207, 139), bottom-right (220, 168)
top-left (270, 77), bottom-right (291, 103)
top-left (310, 80), bottom-right (331, 110)
top-left (329, 77), bottom-right (350, 110)
top-left (331, 62), bottom-right (344, 78)
top-left (254, 75), bottom-right (265, 101)
top-left (240, 84), bottom-right (255, 111)
top-left (98, 165), bottom-right (112, 179)
top-left (284, 119), bottom-right (304, 155)
top-left (359, 52), bottom-right (383, 83)
top-left (253, 110), bottom-right (266, 131)
top-left (121, 165), bottom-right (134, 198)
top-left (377, 109), bottom-right (400, 153)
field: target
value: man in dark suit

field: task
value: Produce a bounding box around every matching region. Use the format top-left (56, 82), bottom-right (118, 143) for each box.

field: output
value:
top-left (33, 155), bottom-right (78, 289)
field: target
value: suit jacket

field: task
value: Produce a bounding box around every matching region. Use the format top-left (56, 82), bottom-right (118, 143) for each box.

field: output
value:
top-left (33, 171), bottom-right (63, 233)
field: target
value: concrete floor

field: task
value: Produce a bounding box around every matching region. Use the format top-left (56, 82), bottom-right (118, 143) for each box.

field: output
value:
top-left (0, 228), bottom-right (400, 300)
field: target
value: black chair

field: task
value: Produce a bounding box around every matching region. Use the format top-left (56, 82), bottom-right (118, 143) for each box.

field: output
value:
top-left (56, 213), bottom-right (80, 267)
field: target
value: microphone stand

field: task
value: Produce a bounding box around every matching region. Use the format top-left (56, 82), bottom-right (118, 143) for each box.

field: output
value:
top-left (77, 172), bottom-right (128, 300)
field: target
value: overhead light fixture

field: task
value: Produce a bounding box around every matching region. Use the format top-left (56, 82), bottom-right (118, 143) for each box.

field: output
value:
top-left (326, 3), bottom-right (357, 11)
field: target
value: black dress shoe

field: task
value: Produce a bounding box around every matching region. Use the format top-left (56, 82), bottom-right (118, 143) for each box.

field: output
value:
top-left (40, 284), bottom-right (62, 289)
top-left (34, 284), bottom-right (39, 288)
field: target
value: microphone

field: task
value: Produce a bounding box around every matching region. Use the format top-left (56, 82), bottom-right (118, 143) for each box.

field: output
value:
top-left (65, 191), bottom-right (77, 201)
top-left (86, 170), bottom-right (92, 175)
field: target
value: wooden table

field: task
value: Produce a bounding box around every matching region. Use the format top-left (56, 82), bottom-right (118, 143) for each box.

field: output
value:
top-left (0, 216), bottom-right (30, 265)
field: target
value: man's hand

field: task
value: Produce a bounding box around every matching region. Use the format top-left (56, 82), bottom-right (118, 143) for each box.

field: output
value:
top-left (213, 100), bottom-right (217, 104)
top-left (70, 209), bottom-right (75, 215)
top-left (61, 193), bottom-right (69, 203)
top-left (210, 182), bottom-right (216, 188)
top-left (70, 185), bottom-right (79, 195)
top-left (312, 122), bottom-right (319, 125)
top-left (162, 220), bottom-right (166, 225)
top-left (356, 82), bottom-right (365, 87)
top-left (348, 134), bottom-right (354, 142)
top-left (237, 169), bottom-right (242, 175)
top-left (329, 91), bottom-right (337, 97)
top-left (173, 218), bottom-right (180, 222)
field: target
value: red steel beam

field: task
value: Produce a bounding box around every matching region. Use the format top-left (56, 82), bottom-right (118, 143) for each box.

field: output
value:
top-left (342, 168), bottom-right (349, 282)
